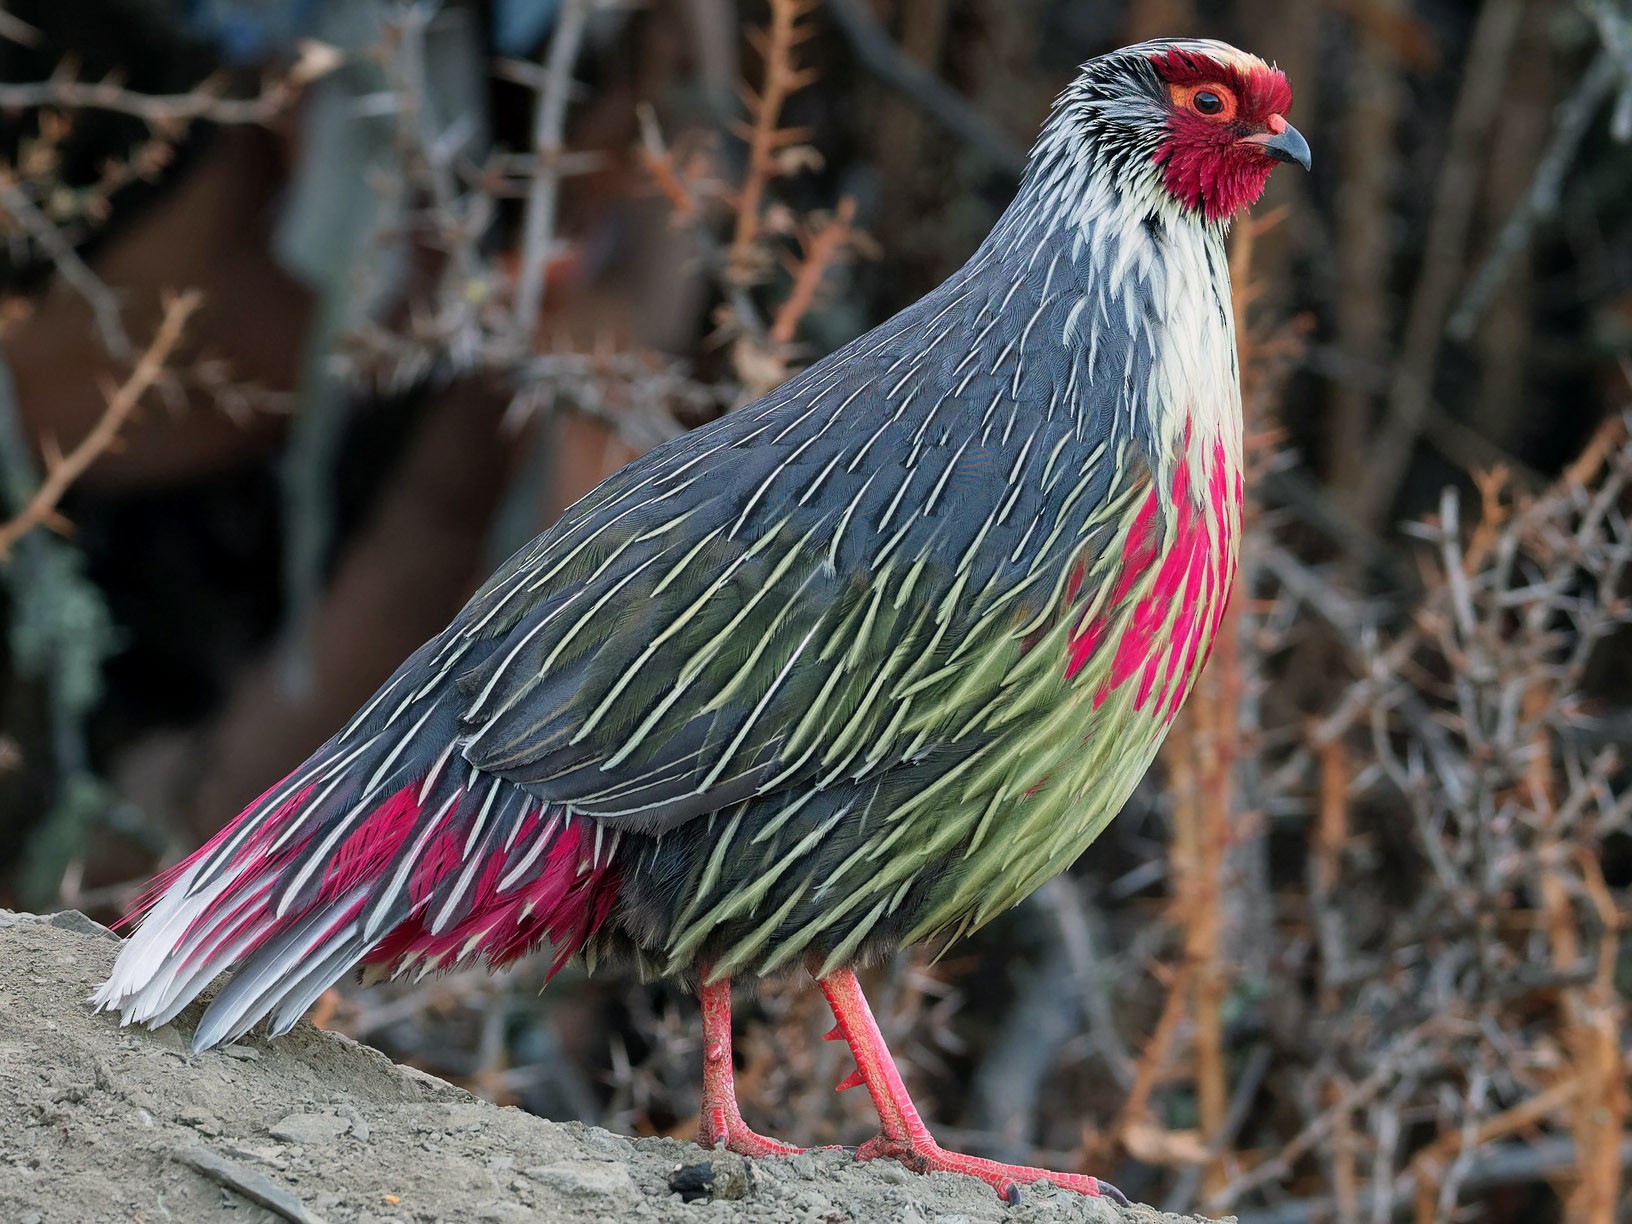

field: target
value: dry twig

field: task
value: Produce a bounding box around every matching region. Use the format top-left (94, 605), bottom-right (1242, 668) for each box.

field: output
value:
top-left (768, 197), bottom-right (861, 345)
top-left (0, 290), bottom-right (201, 559)
top-left (513, 0), bottom-right (595, 347)
top-left (821, 0), bottom-right (1025, 176)
top-left (0, 176), bottom-right (132, 356)
top-left (728, 0), bottom-right (820, 284)
top-left (1449, 6), bottom-right (1631, 338)
top-left (1353, 0), bottom-right (1527, 528)
top-left (0, 53), bottom-right (328, 126)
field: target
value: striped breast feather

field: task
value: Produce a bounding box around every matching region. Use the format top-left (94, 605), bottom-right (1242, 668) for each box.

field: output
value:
top-left (448, 264), bottom-right (1139, 837)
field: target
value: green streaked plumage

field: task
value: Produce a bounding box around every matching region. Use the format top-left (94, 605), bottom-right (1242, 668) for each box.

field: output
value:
top-left (98, 41), bottom-right (1297, 1082)
top-left (419, 199), bottom-right (1241, 977)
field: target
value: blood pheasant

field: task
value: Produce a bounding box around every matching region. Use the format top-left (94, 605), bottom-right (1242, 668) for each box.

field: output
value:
top-left (97, 38), bottom-right (1307, 1204)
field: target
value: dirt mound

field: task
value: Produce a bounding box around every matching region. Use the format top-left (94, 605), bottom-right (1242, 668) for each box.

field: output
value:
top-left (0, 911), bottom-right (1222, 1224)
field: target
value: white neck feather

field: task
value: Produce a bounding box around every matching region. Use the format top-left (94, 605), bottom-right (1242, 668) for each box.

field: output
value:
top-left (986, 125), bottom-right (1245, 498)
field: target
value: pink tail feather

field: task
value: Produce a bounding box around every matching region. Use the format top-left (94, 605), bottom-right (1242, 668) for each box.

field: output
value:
top-left (93, 737), bottom-right (619, 1050)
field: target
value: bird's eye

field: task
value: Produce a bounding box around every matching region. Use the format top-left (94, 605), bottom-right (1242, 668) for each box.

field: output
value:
top-left (1168, 82), bottom-right (1238, 121)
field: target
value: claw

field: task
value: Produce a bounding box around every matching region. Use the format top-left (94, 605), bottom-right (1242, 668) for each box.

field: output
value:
top-left (999, 1180), bottom-right (1022, 1207)
top-left (1097, 1179), bottom-right (1132, 1207)
top-left (701, 1105), bottom-right (730, 1150)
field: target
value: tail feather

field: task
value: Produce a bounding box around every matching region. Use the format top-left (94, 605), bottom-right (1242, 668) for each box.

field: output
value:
top-left (137, 879), bottom-right (277, 1030)
top-left (265, 917), bottom-right (377, 1037)
top-left (94, 859), bottom-right (235, 1024)
top-left (192, 889), bottom-right (368, 1049)
top-left (93, 719), bottom-right (622, 1050)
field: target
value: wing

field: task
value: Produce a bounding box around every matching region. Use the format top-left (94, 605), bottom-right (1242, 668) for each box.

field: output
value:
top-left (445, 258), bottom-right (1148, 835)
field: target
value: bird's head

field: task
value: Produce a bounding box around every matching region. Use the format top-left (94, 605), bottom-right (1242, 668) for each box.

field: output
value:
top-left (1035, 39), bottom-right (1308, 226)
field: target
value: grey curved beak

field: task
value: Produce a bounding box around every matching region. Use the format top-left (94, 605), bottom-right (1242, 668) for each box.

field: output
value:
top-left (1241, 121), bottom-right (1311, 171)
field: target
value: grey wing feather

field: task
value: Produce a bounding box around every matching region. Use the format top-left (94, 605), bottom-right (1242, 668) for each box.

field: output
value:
top-left (446, 246), bottom-right (1145, 835)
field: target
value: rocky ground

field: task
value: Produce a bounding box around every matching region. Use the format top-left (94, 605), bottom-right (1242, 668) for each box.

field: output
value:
top-left (0, 910), bottom-right (1225, 1224)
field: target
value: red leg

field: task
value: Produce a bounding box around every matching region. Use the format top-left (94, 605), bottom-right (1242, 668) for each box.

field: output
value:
top-left (696, 973), bottom-right (804, 1158)
top-left (817, 968), bottom-right (1128, 1206)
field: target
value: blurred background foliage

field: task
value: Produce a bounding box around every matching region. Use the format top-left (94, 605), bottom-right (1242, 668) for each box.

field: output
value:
top-left (2, 0), bottom-right (1631, 1221)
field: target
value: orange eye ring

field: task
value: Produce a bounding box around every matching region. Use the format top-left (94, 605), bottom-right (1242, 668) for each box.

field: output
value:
top-left (1170, 82), bottom-right (1239, 122)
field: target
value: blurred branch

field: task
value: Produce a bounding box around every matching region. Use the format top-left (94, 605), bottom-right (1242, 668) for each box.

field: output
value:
top-left (1037, 877), bottom-right (1136, 1087)
top-left (965, 925), bottom-right (1082, 1165)
top-left (1448, 47), bottom-right (1623, 339)
top-left (634, 0), bottom-right (846, 395)
top-left (728, 0), bottom-right (820, 283)
top-left (1353, 0), bottom-right (1526, 529)
top-left (1208, 1027), bottom-right (1441, 1211)
top-left (511, 349), bottom-right (722, 449)
top-left (1238, 1136), bottom-right (1632, 1224)
top-left (636, 103), bottom-right (705, 224)
top-left (0, 352), bottom-right (122, 909)
top-left (0, 50), bottom-right (333, 125)
top-left (0, 290), bottom-right (201, 560)
top-left (768, 197), bottom-right (860, 344)
top-left (0, 10), bottom-right (40, 47)
top-left (1326, 0), bottom-right (1403, 496)
top-left (1260, 465), bottom-right (1399, 577)
top-left (821, 0), bottom-right (1026, 177)
top-left (1163, 1043), bottom-right (1274, 1214)
top-left (0, 177), bottom-right (131, 357)
top-left (514, 0), bottom-right (595, 348)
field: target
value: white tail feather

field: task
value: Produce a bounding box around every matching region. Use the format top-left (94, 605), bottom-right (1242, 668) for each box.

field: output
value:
top-left (265, 931), bottom-right (369, 1037)
top-left (190, 887), bottom-right (369, 1050)
top-left (92, 861), bottom-right (230, 1022)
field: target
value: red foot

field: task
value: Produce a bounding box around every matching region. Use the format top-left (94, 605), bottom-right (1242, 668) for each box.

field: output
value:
top-left (819, 968), bottom-right (1127, 1207)
top-left (698, 1092), bottom-right (805, 1158)
top-left (696, 973), bottom-right (804, 1159)
top-left (854, 1132), bottom-right (1126, 1206)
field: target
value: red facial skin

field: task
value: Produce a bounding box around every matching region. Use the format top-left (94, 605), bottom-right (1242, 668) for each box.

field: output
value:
top-left (1150, 49), bottom-right (1295, 222)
